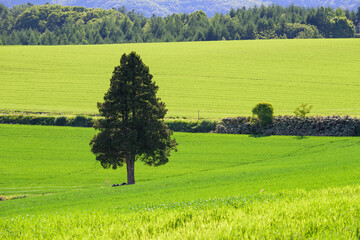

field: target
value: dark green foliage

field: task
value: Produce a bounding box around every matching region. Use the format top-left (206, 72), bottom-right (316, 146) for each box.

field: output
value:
top-left (306, 6), bottom-right (334, 37)
top-left (29, 116), bottom-right (55, 125)
top-left (330, 16), bottom-right (355, 38)
top-left (0, 114), bottom-right (216, 132)
top-left (0, 4), bottom-right (356, 45)
top-left (166, 120), bottom-right (217, 133)
top-left (54, 116), bottom-right (67, 126)
top-left (0, 115), bottom-right (55, 125)
top-left (277, 23), bottom-right (321, 39)
top-left (252, 103), bottom-right (274, 126)
top-left (0, 115), bottom-right (95, 127)
top-left (69, 115), bottom-right (94, 127)
top-left (194, 120), bottom-right (217, 133)
top-left (90, 52), bottom-right (177, 184)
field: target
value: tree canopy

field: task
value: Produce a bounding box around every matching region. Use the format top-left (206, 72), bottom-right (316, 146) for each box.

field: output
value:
top-left (2, 0), bottom-right (360, 17)
top-left (90, 52), bottom-right (177, 185)
top-left (0, 4), bottom-right (358, 45)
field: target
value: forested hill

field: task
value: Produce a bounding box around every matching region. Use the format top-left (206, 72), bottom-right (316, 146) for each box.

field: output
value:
top-left (1, 0), bottom-right (360, 17)
top-left (0, 4), bottom-right (358, 45)
top-left (2, 0), bottom-right (266, 17)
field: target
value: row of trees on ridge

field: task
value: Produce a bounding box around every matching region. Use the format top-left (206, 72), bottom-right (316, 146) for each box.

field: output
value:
top-left (0, 3), bottom-right (359, 45)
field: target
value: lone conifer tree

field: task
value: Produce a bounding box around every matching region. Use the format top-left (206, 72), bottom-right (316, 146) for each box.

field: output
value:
top-left (90, 52), bottom-right (177, 185)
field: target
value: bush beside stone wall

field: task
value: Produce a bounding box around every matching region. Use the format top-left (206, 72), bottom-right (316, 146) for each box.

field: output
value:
top-left (5, 114), bottom-right (360, 136)
top-left (215, 116), bottom-right (360, 136)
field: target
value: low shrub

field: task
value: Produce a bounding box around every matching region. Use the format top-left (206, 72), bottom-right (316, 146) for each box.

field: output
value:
top-left (30, 116), bottom-right (55, 125)
top-left (195, 120), bottom-right (217, 132)
top-left (68, 115), bottom-right (94, 127)
top-left (0, 115), bottom-right (94, 127)
top-left (0, 115), bottom-right (215, 132)
top-left (0, 115), bottom-right (55, 125)
top-left (252, 103), bottom-right (274, 126)
top-left (55, 116), bottom-right (67, 126)
top-left (166, 120), bottom-right (217, 133)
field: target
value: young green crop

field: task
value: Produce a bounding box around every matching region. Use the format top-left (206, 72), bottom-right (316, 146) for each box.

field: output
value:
top-left (1, 39), bottom-right (360, 120)
top-left (1, 124), bottom-right (360, 215)
top-left (2, 186), bottom-right (360, 239)
top-left (2, 125), bottom-right (360, 238)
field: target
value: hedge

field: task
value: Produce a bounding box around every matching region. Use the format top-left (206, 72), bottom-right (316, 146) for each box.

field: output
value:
top-left (0, 115), bottom-right (94, 127)
top-left (166, 120), bottom-right (217, 133)
top-left (0, 115), bottom-right (217, 133)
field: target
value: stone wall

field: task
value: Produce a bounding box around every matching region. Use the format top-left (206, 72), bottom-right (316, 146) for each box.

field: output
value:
top-left (215, 116), bottom-right (360, 136)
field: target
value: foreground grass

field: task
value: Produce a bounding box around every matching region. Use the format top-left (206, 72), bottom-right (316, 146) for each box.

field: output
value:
top-left (1, 39), bottom-right (360, 119)
top-left (1, 186), bottom-right (360, 239)
top-left (1, 125), bottom-right (360, 238)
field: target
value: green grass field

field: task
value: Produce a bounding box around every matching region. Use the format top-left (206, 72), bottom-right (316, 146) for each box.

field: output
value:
top-left (2, 38), bottom-right (360, 238)
top-left (1, 39), bottom-right (360, 120)
top-left (1, 124), bottom-right (360, 238)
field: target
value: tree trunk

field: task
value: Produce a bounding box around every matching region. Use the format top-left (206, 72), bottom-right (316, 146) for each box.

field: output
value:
top-left (126, 152), bottom-right (135, 185)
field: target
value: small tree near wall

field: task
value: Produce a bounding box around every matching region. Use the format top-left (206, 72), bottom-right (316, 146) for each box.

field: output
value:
top-left (293, 103), bottom-right (313, 118)
top-left (252, 103), bottom-right (274, 126)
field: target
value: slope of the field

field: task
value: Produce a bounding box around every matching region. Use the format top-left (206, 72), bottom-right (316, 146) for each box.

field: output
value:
top-left (1, 124), bottom-right (360, 238)
top-left (1, 124), bottom-right (360, 213)
top-left (1, 39), bottom-right (360, 120)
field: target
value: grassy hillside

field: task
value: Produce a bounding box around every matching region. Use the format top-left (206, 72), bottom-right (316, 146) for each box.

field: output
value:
top-left (1, 124), bottom-right (360, 238)
top-left (1, 39), bottom-right (360, 120)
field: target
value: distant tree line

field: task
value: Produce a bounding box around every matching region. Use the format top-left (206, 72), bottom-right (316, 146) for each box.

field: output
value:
top-left (0, 3), bottom-right (359, 45)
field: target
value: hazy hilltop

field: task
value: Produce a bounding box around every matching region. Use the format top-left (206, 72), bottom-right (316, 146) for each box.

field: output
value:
top-left (0, 0), bottom-right (265, 17)
top-left (1, 0), bottom-right (359, 16)
top-left (271, 0), bottom-right (360, 10)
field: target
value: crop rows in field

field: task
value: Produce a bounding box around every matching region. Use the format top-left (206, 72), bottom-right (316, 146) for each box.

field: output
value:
top-left (2, 38), bottom-right (360, 238)
top-left (2, 186), bottom-right (360, 239)
top-left (1, 39), bottom-right (360, 120)
top-left (1, 124), bottom-right (360, 213)
top-left (1, 125), bottom-right (360, 238)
